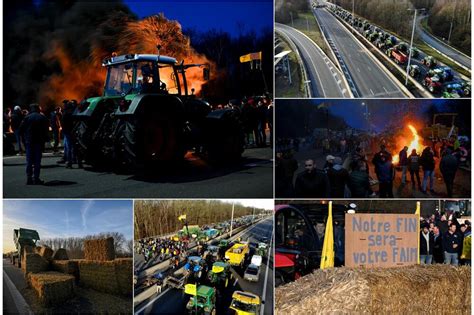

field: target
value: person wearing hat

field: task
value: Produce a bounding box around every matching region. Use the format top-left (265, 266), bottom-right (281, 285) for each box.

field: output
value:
top-left (323, 155), bottom-right (335, 172)
top-left (19, 103), bottom-right (50, 184)
top-left (420, 223), bottom-right (434, 264)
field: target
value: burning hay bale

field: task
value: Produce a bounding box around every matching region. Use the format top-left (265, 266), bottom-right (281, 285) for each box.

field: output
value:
top-left (36, 246), bottom-right (54, 260)
top-left (84, 237), bottom-right (115, 261)
top-left (21, 253), bottom-right (49, 275)
top-left (28, 271), bottom-right (75, 306)
top-left (52, 248), bottom-right (69, 260)
top-left (275, 265), bottom-right (471, 315)
top-left (77, 258), bottom-right (132, 296)
top-left (51, 260), bottom-right (79, 282)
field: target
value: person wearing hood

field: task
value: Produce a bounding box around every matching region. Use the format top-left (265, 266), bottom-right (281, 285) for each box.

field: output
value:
top-left (327, 156), bottom-right (349, 198)
top-left (440, 148), bottom-right (459, 198)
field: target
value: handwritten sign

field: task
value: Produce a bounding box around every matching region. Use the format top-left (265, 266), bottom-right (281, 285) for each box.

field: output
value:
top-left (345, 213), bottom-right (418, 267)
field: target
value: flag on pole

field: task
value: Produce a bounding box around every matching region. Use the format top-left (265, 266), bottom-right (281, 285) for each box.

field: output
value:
top-left (239, 51), bottom-right (262, 63)
top-left (178, 214), bottom-right (186, 221)
top-left (415, 201), bottom-right (420, 264)
top-left (320, 201), bottom-right (334, 269)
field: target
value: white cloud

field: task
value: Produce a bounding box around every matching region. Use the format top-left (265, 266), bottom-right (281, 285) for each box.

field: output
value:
top-left (80, 200), bottom-right (94, 230)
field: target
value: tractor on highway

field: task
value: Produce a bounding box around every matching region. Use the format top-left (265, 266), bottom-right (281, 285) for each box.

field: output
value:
top-left (204, 245), bottom-right (220, 262)
top-left (225, 242), bottom-right (250, 268)
top-left (207, 261), bottom-right (233, 288)
top-left (257, 243), bottom-right (268, 257)
top-left (184, 256), bottom-right (208, 283)
top-left (184, 284), bottom-right (216, 315)
top-left (12, 228), bottom-right (40, 268)
top-left (72, 50), bottom-right (244, 171)
top-left (427, 67), bottom-right (454, 83)
top-left (202, 228), bottom-right (219, 241)
top-left (421, 55), bottom-right (437, 68)
top-left (423, 75), bottom-right (443, 93)
top-left (229, 291), bottom-right (261, 315)
top-left (386, 46), bottom-right (407, 64)
top-left (409, 65), bottom-right (421, 78)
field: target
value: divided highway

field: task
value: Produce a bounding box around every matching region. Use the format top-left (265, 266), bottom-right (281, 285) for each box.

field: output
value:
top-left (312, 8), bottom-right (408, 98)
top-left (135, 217), bottom-right (274, 315)
top-left (416, 15), bottom-right (471, 71)
top-left (275, 23), bottom-right (350, 98)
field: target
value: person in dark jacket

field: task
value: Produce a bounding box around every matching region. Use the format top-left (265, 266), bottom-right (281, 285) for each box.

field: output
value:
top-left (432, 225), bottom-right (444, 264)
top-left (275, 151), bottom-right (298, 197)
top-left (373, 153), bottom-right (394, 198)
top-left (11, 106), bottom-right (25, 154)
top-left (408, 149), bottom-right (421, 191)
top-left (19, 103), bottom-right (50, 184)
top-left (50, 106), bottom-right (62, 153)
top-left (61, 101), bottom-right (76, 168)
top-left (420, 224), bottom-right (435, 264)
top-left (420, 147), bottom-right (435, 194)
top-left (443, 223), bottom-right (461, 265)
top-left (327, 157), bottom-right (349, 198)
top-left (398, 146), bottom-right (408, 184)
top-left (348, 161), bottom-right (371, 197)
top-left (439, 148), bottom-right (459, 198)
top-left (294, 159), bottom-right (330, 198)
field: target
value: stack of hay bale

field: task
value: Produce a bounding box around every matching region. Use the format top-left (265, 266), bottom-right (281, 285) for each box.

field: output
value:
top-left (50, 249), bottom-right (80, 282)
top-left (23, 246), bottom-right (75, 306)
top-left (275, 265), bottom-right (471, 314)
top-left (76, 237), bottom-right (132, 296)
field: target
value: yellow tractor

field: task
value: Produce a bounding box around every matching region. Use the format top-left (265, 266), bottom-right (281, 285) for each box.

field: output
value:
top-left (229, 291), bottom-right (261, 315)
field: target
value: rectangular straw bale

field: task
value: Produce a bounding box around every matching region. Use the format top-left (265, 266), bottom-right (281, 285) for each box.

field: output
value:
top-left (21, 253), bottom-right (49, 275)
top-left (276, 265), bottom-right (471, 315)
top-left (36, 246), bottom-right (54, 260)
top-left (52, 248), bottom-right (69, 260)
top-left (51, 260), bottom-right (79, 282)
top-left (28, 271), bottom-right (75, 306)
top-left (84, 237), bottom-right (115, 261)
top-left (77, 259), bottom-right (132, 296)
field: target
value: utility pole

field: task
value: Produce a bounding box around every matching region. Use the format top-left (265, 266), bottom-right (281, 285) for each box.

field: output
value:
top-left (406, 9), bottom-right (424, 85)
top-left (447, 0), bottom-right (458, 44)
top-left (230, 202), bottom-right (235, 237)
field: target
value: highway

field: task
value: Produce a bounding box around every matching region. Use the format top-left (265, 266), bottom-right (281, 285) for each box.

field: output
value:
top-left (312, 7), bottom-right (407, 98)
top-left (416, 15), bottom-right (471, 71)
top-left (135, 218), bottom-right (274, 315)
top-left (275, 23), bottom-right (350, 98)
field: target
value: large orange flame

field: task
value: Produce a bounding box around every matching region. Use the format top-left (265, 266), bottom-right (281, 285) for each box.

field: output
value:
top-left (392, 124), bottom-right (424, 164)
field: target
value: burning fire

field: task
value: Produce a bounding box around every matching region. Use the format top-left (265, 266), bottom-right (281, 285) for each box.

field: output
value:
top-left (39, 14), bottom-right (215, 108)
top-left (392, 124), bottom-right (424, 164)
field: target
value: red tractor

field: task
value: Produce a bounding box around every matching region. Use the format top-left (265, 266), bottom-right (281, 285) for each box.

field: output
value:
top-left (274, 203), bottom-right (347, 287)
top-left (423, 75), bottom-right (443, 93)
top-left (386, 46), bottom-right (407, 64)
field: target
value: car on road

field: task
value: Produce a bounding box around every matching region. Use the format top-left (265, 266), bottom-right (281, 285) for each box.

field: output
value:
top-left (250, 255), bottom-right (262, 267)
top-left (243, 263), bottom-right (260, 282)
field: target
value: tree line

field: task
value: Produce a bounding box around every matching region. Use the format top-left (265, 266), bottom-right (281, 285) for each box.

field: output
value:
top-left (134, 200), bottom-right (266, 239)
top-left (275, 0), bottom-right (309, 24)
top-left (39, 232), bottom-right (133, 259)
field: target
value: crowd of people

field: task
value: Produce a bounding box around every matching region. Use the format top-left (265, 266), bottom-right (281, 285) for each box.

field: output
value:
top-left (276, 132), bottom-right (469, 198)
top-left (136, 237), bottom-right (189, 265)
top-left (419, 211), bottom-right (471, 266)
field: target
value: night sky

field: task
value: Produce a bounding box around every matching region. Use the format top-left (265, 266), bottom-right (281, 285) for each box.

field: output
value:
top-left (123, 0), bottom-right (273, 36)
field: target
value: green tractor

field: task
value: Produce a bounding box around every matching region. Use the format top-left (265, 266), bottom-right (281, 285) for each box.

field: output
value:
top-left (184, 284), bottom-right (216, 315)
top-left (257, 243), bottom-right (268, 257)
top-left (421, 56), bottom-right (437, 68)
top-left (12, 228), bottom-right (40, 268)
top-left (207, 261), bottom-right (233, 288)
top-left (72, 50), bottom-right (244, 171)
top-left (409, 65), bottom-right (421, 78)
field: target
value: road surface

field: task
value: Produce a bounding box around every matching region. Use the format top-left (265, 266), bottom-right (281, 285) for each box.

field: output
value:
top-left (276, 23), bottom-right (350, 98)
top-left (416, 15), bottom-right (471, 71)
top-left (313, 8), bottom-right (407, 98)
top-left (136, 218), bottom-right (274, 315)
top-left (3, 147), bottom-right (273, 198)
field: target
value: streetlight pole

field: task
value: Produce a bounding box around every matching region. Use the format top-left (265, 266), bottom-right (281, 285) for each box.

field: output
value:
top-left (230, 202), bottom-right (235, 237)
top-left (405, 8), bottom-right (424, 86)
top-left (290, 12), bottom-right (294, 27)
top-left (447, 0), bottom-right (458, 44)
top-left (352, 0), bottom-right (355, 31)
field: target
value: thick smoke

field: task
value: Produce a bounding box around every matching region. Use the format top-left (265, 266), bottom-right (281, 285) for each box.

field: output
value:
top-left (4, 0), bottom-right (214, 110)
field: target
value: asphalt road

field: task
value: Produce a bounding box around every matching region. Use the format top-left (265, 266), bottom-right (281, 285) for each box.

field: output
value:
top-left (313, 8), bottom-right (407, 98)
top-left (275, 23), bottom-right (349, 98)
top-left (416, 15), bottom-right (471, 70)
top-left (3, 147), bottom-right (273, 198)
top-left (136, 218), bottom-right (274, 315)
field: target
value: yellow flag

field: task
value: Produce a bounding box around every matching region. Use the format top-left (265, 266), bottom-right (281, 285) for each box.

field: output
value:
top-left (415, 201), bottom-right (420, 264)
top-left (178, 214), bottom-right (186, 221)
top-left (239, 51), bottom-right (262, 63)
top-left (320, 201), bottom-right (334, 269)
top-left (415, 202), bottom-right (420, 215)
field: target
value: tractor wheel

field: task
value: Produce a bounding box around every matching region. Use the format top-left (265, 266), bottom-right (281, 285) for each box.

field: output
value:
top-left (115, 118), bottom-right (137, 170)
top-left (73, 120), bottom-right (90, 162)
top-left (207, 118), bottom-right (244, 163)
top-left (429, 85), bottom-right (435, 93)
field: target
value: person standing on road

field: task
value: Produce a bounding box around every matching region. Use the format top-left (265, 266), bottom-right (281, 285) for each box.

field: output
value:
top-left (420, 147), bottom-right (436, 194)
top-left (432, 226), bottom-right (444, 264)
top-left (11, 105), bottom-right (25, 155)
top-left (19, 103), bottom-right (50, 185)
top-left (62, 101), bottom-right (77, 168)
top-left (408, 149), bottom-right (422, 191)
top-left (348, 161), bottom-right (371, 198)
top-left (443, 223), bottom-right (461, 266)
top-left (50, 106), bottom-right (62, 154)
top-left (420, 224), bottom-right (434, 264)
top-left (439, 148), bottom-right (459, 198)
top-left (398, 146), bottom-right (408, 185)
top-left (327, 157), bottom-right (349, 198)
top-left (294, 159), bottom-right (330, 198)
top-left (373, 152), bottom-right (394, 198)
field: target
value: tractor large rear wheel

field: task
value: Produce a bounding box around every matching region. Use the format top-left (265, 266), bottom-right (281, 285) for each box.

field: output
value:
top-left (207, 119), bottom-right (244, 163)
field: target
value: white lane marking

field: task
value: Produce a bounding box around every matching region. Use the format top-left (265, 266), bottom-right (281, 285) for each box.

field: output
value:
top-left (3, 269), bottom-right (34, 315)
top-left (233, 278), bottom-right (239, 286)
top-left (370, 88), bottom-right (375, 95)
top-left (260, 230), bottom-right (274, 315)
top-left (135, 287), bottom-right (171, 314)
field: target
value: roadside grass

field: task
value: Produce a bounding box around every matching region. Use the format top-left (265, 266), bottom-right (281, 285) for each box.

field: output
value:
top-left (275, 36), bottom-right (305, 97)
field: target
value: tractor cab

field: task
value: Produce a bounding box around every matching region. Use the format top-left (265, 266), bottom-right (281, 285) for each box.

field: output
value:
top-left (184, 256), bottom-right (207, 281)
top-left (229, 291), bottom-right (261, 315)
top-left (184, 284), bottom-right (216, 315)
top-left (102, 53), bottom-right (209, 98)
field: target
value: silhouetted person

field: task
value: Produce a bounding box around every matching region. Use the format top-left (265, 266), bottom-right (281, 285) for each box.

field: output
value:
top-left (294, 159), bottom-right (330, 198)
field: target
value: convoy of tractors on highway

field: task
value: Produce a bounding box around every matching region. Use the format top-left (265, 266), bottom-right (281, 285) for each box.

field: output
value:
top-left (315, 2), bottom-right (471, 98)
top-left (134, 215), bottom-right (270, 314)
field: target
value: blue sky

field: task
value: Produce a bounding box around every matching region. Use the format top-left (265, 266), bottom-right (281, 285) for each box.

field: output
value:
top-left (123, 0), bottom-right (273, 36)
top-left (3, 200), bottom-right (132, 252)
